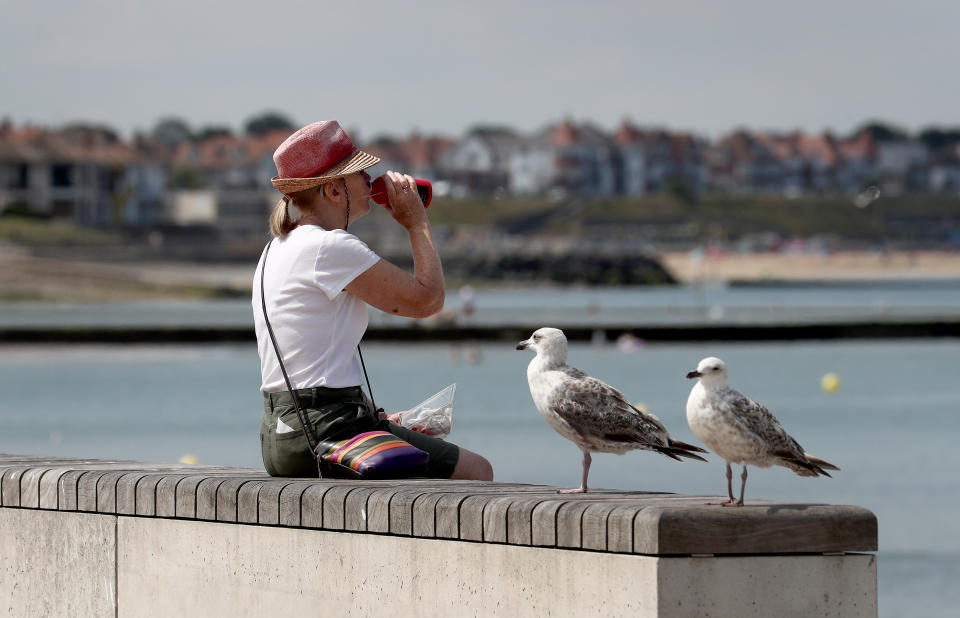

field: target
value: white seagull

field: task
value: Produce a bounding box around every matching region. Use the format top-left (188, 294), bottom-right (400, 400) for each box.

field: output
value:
top-left (685, 356), bottom-right (840, 506)
top-left (517, 327), bottom-right (707, 493)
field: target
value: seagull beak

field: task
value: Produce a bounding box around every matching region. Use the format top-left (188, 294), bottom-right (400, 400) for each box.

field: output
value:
top-left (686, 370), bottom-right (702, 379)
top-left (516, 340), bottom-right (530, 351)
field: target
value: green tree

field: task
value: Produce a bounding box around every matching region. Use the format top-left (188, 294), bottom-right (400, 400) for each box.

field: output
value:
top-left (193, 126), bottom-right (233, 141)
top-left (244, 111), bottom-right (296, 136)
top-left (917, 126), bottom-right (960, 150)
top-left (466, 124), bottom-right (518, 138)
top-left (151, 117), bottom-right (192, 149)
top-left (167, 165), bottom-right (207, 189)
top-left (851, 121), bottom-right (909, 142)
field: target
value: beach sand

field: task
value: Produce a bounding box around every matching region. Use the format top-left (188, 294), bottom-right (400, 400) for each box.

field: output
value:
top-left (660, 250), bottom-right (960, 283)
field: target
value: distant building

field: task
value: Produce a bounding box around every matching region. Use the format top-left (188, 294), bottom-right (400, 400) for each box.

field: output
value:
top-left (0, 116), bottom-right (952, 236)
top-left (442, 130), bottom-right (518, 196)
top-left (0, 123), bottom-right (145, 226)
top-left (509, 120), bottom-right (617, 197)
top-left (170, 129), bottom-right (292, 237)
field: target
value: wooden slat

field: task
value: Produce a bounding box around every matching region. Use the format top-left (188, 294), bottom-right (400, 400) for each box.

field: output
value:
top-left (364, 487), bottom-right (398, 534)
top-left (58, 470), bottom-right (90, 511)
top-left (18, 467), bottom-right (52, 509)
top-left (78, 470), bottom-right (107, 512)
top-left (482, 495), bottom-right (520, 543)
top-left (389, 486), bottom-right (433, 536)
top-left (320, 485), bottom-right (355, 531)
top-left (530, 499), bottom-right (565, 547)
top-left (237, 480), bottom-right (265, 524)
top-left (457, 495), bottom-right (490, 541)
top-left (39, 467), bottom-right (73, 510)
top-left (156, 474), bottom-right (193, 517)
top-left (411, 491), bottom-right (448, 538)
top-left (506, 494), bottom-right (564, 545)
top-left (278, 481), bottom-right (313, 527)
top-left (215, 478), bottom-right (251, 523)
top-left (300, 484), bottom-right (331, 529)
top-left (632, 502), bottom-right (879, 555)
top-left (607, 504), bottom-right (642, 553)
top-left (195, 477), bottom-right (228, 520)
top-left (1, 467), bottom-right (30, 507)
top-left (116, 471), bottom-right (153, 515)
top-left (344, 486), bottom-right (384, 532)
top-left (556, 500), bottom-right (592, 548)
top-left (175, 475), bottom-right (211, 518)
top-left (434, 492), bottom-right (470, 539)
top-left (136, 474), bottom-right (170, 516)
top-left (257, 480), bottom-right (294, 526)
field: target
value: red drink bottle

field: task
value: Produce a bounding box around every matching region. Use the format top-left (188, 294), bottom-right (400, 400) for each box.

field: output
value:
top-left (370, 176), bottom-right (432, 208)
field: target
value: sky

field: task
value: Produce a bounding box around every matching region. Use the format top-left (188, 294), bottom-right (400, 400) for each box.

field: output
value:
top-left (1, 0), bottom-right (957, 141)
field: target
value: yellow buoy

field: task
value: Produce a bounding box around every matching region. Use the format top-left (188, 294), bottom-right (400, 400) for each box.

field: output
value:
top-left (821, 373), bottom-right (841, 393)
top-left (179, 454), bottom-right (199, 465)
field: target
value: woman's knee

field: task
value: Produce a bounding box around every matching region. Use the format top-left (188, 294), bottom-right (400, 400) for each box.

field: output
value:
top-left (451, 448), bottom-right (493, 481)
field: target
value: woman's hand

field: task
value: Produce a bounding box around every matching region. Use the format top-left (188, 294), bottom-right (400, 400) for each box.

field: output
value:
top-left (380, 171), bottom-right (428, 230)
top-left (346, 170), bottom-right (444, 318)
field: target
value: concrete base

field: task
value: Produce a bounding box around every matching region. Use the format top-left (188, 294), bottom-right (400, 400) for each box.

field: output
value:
top-left (0, 508), bottom-right (877, 618)
top-left (117, 518), bottom-right (875, 618)
top-left (0, 509), bottom-right (116, 617)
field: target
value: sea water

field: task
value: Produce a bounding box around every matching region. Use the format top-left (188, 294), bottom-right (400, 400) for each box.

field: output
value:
top-left (1, 339), bottom-right (958, 617)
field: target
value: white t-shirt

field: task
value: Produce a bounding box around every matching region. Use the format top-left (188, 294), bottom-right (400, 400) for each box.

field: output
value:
top-left (252, 225), bottom-right (381, 392)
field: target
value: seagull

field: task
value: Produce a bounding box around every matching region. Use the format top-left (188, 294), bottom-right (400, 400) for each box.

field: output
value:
top-left (685, 356), bottom-right (840, 506)
top-left (517, 327), bottom-right (707, 493)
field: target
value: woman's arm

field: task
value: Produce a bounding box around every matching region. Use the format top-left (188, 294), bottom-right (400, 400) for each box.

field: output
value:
top-left (345, 172), bottom-right (445, 318)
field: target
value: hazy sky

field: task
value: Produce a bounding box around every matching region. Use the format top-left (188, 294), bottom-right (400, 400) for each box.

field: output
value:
top-left (1, 1), bottom-right (956, 141)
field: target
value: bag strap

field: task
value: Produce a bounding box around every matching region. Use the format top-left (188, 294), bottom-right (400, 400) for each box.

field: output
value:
top-left (260, 240), bottom-right (320, 454)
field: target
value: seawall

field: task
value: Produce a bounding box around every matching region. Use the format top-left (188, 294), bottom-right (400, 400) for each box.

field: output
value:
top-left (0, 455), bottom-right (877, 617)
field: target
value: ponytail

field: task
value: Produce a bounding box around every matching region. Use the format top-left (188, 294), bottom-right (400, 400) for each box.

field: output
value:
top-left (269, 196), bottom-right (297, 238)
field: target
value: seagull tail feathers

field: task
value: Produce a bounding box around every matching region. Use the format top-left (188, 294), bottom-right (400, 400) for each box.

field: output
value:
top-left (805, 454), bottom-right (840, 472)
top-left (669, 438), bottom-right (709, 454)
top-left (783, 453), bottom-right (837, 477)
top-left (659, 439), bottom-right (709, 462)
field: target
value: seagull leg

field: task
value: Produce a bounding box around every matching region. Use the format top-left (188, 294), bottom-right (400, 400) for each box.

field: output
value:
top-left (559, 451), bottom-right (591, 494)
top-left (709, 462), bottom-right (738, 506)
top-left (735, 465), bottom-right (748, 506)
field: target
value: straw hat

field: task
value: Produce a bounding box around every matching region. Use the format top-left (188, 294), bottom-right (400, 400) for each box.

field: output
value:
top-left (271, 121), bottom-right (380, 194)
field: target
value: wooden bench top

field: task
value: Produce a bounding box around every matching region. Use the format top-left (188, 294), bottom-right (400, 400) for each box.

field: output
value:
top-left (0, 454), bottom-right (876, 556)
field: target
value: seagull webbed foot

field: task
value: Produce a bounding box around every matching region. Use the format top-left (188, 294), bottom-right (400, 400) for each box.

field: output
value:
top-left (707, 499), bottom-right (742, 506)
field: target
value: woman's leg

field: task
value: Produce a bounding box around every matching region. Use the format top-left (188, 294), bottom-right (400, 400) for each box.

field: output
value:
top-left (385, 422), bottom-right (493, 480)
top-left (450, 447), bottom-right (494, 481)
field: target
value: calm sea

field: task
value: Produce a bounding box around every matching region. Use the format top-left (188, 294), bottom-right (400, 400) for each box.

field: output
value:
top-left (1, 337), bottom-right (957, 617)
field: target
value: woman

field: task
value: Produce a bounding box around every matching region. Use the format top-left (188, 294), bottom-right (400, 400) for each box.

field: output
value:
top-left (253, 120), bottom-right (492, 480)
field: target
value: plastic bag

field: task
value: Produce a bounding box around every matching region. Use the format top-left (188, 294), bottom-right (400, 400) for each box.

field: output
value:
top-left (387, 384), bottom-right (455, 439)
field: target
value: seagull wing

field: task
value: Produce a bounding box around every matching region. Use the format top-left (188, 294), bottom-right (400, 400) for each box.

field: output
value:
top-left (548, 367), bottom-right (671, 450)
top-left (720, 389), bottom-right (826, 475)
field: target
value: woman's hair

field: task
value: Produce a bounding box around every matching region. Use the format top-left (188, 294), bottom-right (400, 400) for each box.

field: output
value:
top-left (268, 185), bottom-right (325, 238)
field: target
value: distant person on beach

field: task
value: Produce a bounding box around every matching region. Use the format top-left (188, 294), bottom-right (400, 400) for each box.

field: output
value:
top-left (252, 120), bottom-right (492, 481)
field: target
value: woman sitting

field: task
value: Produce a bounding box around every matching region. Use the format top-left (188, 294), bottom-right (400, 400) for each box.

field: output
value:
top-left (253, 120), bottom-right (492, 480)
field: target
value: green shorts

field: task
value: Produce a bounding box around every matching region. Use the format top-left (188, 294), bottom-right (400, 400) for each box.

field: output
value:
top-left (260, 386), bottom-right (460, 479)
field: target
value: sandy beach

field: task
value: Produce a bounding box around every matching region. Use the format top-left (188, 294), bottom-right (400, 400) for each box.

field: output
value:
top-left (660, 250), bottom-right (960, 283)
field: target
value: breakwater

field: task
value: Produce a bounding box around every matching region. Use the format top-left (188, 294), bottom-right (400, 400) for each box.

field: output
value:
top-left (2, 317), bottom-right (959, 344)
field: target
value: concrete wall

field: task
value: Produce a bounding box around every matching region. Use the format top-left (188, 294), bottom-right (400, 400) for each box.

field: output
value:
top-left (1, 507), bottom-right (876, 618)
top-left (0, 509), bottom-right (116, 617)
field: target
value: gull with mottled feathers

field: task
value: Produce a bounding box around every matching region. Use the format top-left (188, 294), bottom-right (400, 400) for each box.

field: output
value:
top-left (686, 356), bottom-right (840, 506)
top-left (517, 327), bottom-right (707, 493)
